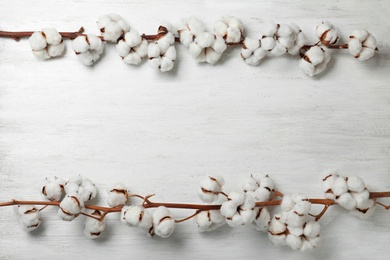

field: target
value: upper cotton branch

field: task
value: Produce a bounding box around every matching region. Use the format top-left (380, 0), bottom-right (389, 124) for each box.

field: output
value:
top-left (0, 15), bottom-right (378, 76)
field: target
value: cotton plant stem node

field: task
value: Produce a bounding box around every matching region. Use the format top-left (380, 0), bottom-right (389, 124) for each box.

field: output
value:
top-left (0, 172), bottom-right (389, 252)
top-left (0, 15), bottom-right (378, 75)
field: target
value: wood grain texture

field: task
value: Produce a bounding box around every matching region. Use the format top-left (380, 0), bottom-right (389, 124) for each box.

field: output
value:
top-left (0, 0), bottom-right (389, 259)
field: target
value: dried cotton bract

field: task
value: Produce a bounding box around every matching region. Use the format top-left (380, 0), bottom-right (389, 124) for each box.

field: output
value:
top-left (348, 30), bottom-right (377, 61)
top-left (71, 34), bottom-right (104, 65)
top-left (28, 28), bottom-right (65, 60)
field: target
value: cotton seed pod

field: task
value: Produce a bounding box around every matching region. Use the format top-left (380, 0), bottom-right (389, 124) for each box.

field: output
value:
top-left (58, 194), bottom-right (84, 221)
top-left (72, 34), bottom-right (105, 66)
top-left (14, 205), bottom-right (42, 232)
top-left (42, 176), bottom-right (65, 201)
top-left (97, 13), bottom-right (130, 42)
top-left (107, 183), bottom-right (128, 207)
top-left (348, 30), bottom-right (377, 61)
top-left (152, 206), bottom-right (175, 238)
top-left (299, 46), bottom-right (331, 76)
top-left (84, 210), bottom-right (106, 239)
top-left (197, 175), bottom-right (225, 203)
top-left (316, 21), bottom-right (339, 45)
top-left (28, 28), bottom-right (65, 60)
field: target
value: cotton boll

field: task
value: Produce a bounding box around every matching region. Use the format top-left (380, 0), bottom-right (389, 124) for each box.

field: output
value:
top-left (288, 32), bottom-right (306, 55)
top-left (357, 48), bottom-right (375, 61)
top-left (288, 226), bottom-right (303, 237)
top-left (19, 211), bottom-right (42, 231)
top-left (352, 189), bottom-right (370, 208)
top-left (148, 43), bottom-right (161, 58)
top-left (88, 34), bottom-right (103, 51)
top-left (149, 57), bottom-right (162, 70)
top-left (84, 210), bottom-right (106, 239)
top-left (336, 193), bottom-right (357, 211)
top-left (195, 210), bottom-right (213, 230)
top-left (58, 194), bottom-right (84, 221)
top-left (97, 14), bottom-right (129, 42)
top-left (77, 51), bottom-right (95, 66)
top-left (47, 42), bottom-right (65, 57)
top-left (33, 49), bottom-right (50, 60)
top-left (160, 57), bottom-right (174, 72)
top-left (323, 172), bottom-right (338, 194)
top-left (157, 33), bottom-right (175, 52)
top-left (346, 176), bottom-right (365, 193)
top-left (263, 21), bottom-right (278, 37)
top-left (253, 207), bottom-right (270, 231)
top-left (363, 34), bottom-right (377, 49)
top-left (42, 176), bottom-right (65, 201)
top-left (134, 39), bottom-right (149, 57)
top-left (300, 46), bottom-right (331, 76)
top-left (254, 187), bottom-right (271, 201)
top-left (72, 36), bottom-right (90, 53)
top-left (316, 21), bottom-right (339, 45)
top-left (244, 56), bottom-right (261, 66)
top-left (348, 38), bottom-right (362, 57)
top-left (303, 221), bottom-right (320, 238)
top-left (198, 175), bottom-right (224, 203)
top-left (107, 183), bottom-right (128, 207)
top-left (286, 211), bottom-right (306, 228)
top-left (260, 176), bottom-right (274, 191)
top-left (281, 195), bottom-right (295, 212)
top-left (213, 20), bottom-right (228, 38)
top-left (220, 200), bottom-right (237, 218)
top-left (42, 28), bottom-right (62, 45)
top-left (124, 205), bottom-right (143, 225)
top-left (205, 49), bottom-right (222, 65)
top-left (189, 42), bottom-right (203, 58)
top-left (351, 199), bottom-right (376, 219)
top-left (212, 36), bottom-right (227, 54)
top-left (178, 30), bottom-right (194, 47)
top-left (242, 175), bottom-right (259, 192)
top-left (29, 32), bottom-right (47, 51)
top-left (269, 214), bottom-right (287, 234)
top-left (116, 39), bottom-right (131, 57)
top-left (306, 46), bottom-right (325, 65)
top-left (286, 235), bottom-right (303, 250)
top-left (299, 58), bottom-right (316, 77)
top-left (294, 200), bottom-right (311, 215)
top-left (270, 35), bottom-right (291, 55)
top-left (124, 29), bottom-right (142, 47)
top-left (226, 27), bottom-right (241, 43)
top-left (164, 46), bottom-right (176, 61)
top-left (261, 37), bottom-right (276, 51)
top-left (152, 206), bottom-right (175, 238)
top-left (78, 181), bottom-right (97, 202)
top-left (332, 177), bottom-right (348, 196)
top-left (123, 52), bottom-right (142, 65)
top-left (351, 29), bottom-right (369, 42)
top-left (195, 32), bottom-right (214, 48)
top-left (278, 36), bottom-right (294, 49)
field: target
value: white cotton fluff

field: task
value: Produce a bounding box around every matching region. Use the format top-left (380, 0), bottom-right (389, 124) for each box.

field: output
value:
top-left (148, 27), bottom-right (176, 72)
top-left (346, 176), bottom-right (365, 193)
top-left (220, 191), bottom-right (255, 227)
top-left (214, 16), bottom-right (244, 43)
top-left (299, 46), bottom-right (331, 76)
top-left (97, 13), bottom-right (130, 42)
top-left (336, 193), bottom-right (357, 211)
top-left (332, 177), bottom-right (348, 196)
top-left (42, 176), bottom-right (65, 201)
top-left (268, 214), bottom-right (287, 246)
top-left (253, 207), bottom-right (271, 231)
top-left (280, 195), bottom-right (295, 212)
top-left (58, 194), bottom-right (84, 221)
top-left (197, 175), bottom-right (225, 203)
top-left (64, 176), bottom-right (97, 202)
top-left (323, 171), bottom-right (338, 199)
top-left (152, 206), bottom-right (175, 238)
top-left (14, 205), bottom-right (42, 232)
top-left (316, 21), bottom-right (339, 45)
top-left (286, 234), bottom-right (303, 250)
top-left (281, 194), bottom-right (311, 216)
top-left (116, 29), bottom-right (148, 65)
top-left (107, 183), bottom-right (128, 207)
top-left (176, 16), bottom-right (206, 47)
top-left (242, 174), bottom-right (274, 201)
top-left (72, 34), bottom-right (105, 66)
top-left (241, 37), bottom-right (266, 66)
top-left (28, 29), bottom-right (64, 60)
top-left (260, 22), bottom-right (305, 57)
top-left (351, 199), bottom-right (376, 219)
top-left (303, 220), bottom-right (320, 238)
top-left (123, 205), bottom-right (153, 233)
top-left (84, 210), bottom-right (106, 239)
top-left (348, 30), bottom-right (377, 61)
top-left (195, 209), bottom-right (225, 232)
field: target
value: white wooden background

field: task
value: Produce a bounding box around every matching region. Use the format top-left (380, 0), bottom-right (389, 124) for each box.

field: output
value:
top-left (0, 0), bottom-right (389, 259)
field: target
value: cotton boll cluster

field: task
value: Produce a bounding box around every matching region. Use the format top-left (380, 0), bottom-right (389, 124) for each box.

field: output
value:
top-left (58, 194), bottom-right (84, 221)
top-left (299, 46), bottom-right (331, 76)
top-left (84, 210), bottom-right (106, 239)
top-left (41, 176), bottom-right (65, 201)
top-left (323, 172), bottom-right (376, 218)
top-left (220, 191), bottom-right (256, 227)
top-left (176, 17), bottom-right (227, 64)
top-left (14, 205), bottom-right (42, 231)
top-left (28, 28), bottom-right (65, 60)
top-left (214, 16), bottom-right (244, 43)
top-left (107, 183), bottom-right (129, 207)
top-left (316, 21), bottom-right (339, 45)
top-left (241, 174), bottom-right (275, 231)
top-left (348, 30), bottom-right (377, 61)
top-left (240, 37), bottom-right (266, 65)
top-left (197, 175), bottom-right (225, 203)
top-left (148, 25), bottom-right (176, 72)
top-left (64, 175), bottom-right (97, 202)
top-left (71, 34), bottom-right (105, 65)
top-left (116, 29), bottom-right (148, 65)
top-left (260, 21), bottom-right (306, 56)
top-left (97, 13), bottom-right (130, 42)
top-left (268, 194), bottom-right (320, 251)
